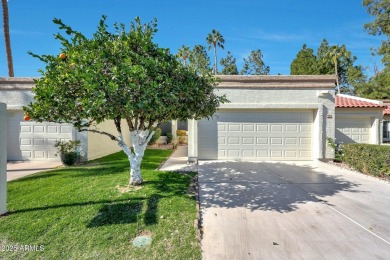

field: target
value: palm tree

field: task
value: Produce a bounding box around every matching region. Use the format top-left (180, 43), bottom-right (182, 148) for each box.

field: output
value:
top-left (2, 0), bottom-right (14, 76)
top-left (206, 29), bottom-right (224, 75)
top-left (177, 45), bottom-right (191, 66)
top-left (326, 45), bottom-right (346, 94)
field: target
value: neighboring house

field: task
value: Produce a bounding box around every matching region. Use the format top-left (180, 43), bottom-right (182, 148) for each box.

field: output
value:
top-left (0, 77), bottom-right (131, 162)
top-left (188, 75), bottom-right (336, 162)
top-left (335, 94), bottom-right (385, 145)
top-left (383, 101), bottom-right (390, 142)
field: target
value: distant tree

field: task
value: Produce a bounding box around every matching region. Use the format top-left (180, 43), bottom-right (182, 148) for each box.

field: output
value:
top-left (2, 0), bottom-right (14, 76)
top-left (355, 68), bottom-right (390, 99)
top-left (290, 39), bottom-right (365, 94)
top-left (352, 0), bottom-right (390, 99)
top-left (206, 29), bottom-right (224, 75)
top-left (176, 45), bottom-right (191, 66)
top-left (290, 44), bottom-right (318, 75)
top-left (317, 39), bottom-right (364, 94)
top-left (363, 0), bottom-right (390, 67)
top-left (220, 51), bottom-right (238, 75)
top-left (189, 44), bottom-right (211, 75)
top-left (325, 45), bottom-right (349, 93)
top-left (345, 65), bottom-right (368, 95)
top-left (240, 49), bottom-right (270, 75)
top-left (25, 17), bottom-right (227, 185)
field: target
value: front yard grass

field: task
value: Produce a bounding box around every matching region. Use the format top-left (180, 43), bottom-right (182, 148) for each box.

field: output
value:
top-left (0, 150), bottom-right (201, 260)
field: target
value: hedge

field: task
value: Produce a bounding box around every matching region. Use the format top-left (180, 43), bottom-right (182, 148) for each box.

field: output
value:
top-left (342, 143), bottom-right (390, 178)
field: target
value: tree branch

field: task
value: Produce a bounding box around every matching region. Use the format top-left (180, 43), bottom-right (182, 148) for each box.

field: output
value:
top-left (114, 116), bottom-right (122, 134)
top-left (126, 116), bottom-right (134, 131)
top-left (79, 128), bottom-right (119, 142)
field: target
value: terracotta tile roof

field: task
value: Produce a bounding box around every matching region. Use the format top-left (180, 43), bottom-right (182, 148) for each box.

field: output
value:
top-left (384, 105), bottom-right (390, 115)
top-left (336, 95), bottom-right (384, 108)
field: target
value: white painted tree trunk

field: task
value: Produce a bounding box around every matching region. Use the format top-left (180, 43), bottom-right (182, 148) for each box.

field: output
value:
top-left (116, 130), bottom-right (154, 186)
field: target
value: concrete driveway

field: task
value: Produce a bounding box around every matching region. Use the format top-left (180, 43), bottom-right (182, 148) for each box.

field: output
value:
top-left (7, 161), bottom-right (62, 181)
top-left (198, 161), bottom-right (390, 259)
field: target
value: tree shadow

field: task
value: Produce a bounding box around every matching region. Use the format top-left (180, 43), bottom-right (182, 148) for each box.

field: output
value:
top-left (87, 201), bottom-right (143, 228)
top-left (144, 194), bottom-right (160, 225)
top-left (198, 161), bottom-right (362, 212)
top-left (8, 198), bottom-right (135, 215)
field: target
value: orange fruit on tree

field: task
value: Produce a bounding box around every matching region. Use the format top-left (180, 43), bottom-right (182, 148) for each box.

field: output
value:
top-left (24, 115), bottom-right (31, 121)
top-left (59, 53), bottom-right (66, 59)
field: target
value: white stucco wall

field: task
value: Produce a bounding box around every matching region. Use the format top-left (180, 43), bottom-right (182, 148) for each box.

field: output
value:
top-left (0, 103), bottom-right (7, 215)
top-left (0, 78), bottom-right (133, 161)
top-left (87, 120), bottom-right (132, 160)
top-left (335, 108), bottom-right (384, 145)
top-left (188, 75), bottom-right (336, 161)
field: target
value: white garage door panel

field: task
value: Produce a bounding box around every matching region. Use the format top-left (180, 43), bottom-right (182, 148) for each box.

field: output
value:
top-left (336, 118), bottom-right (371, 144)
top-left (7, 111), bottom-right (73, 161)
top-left (198, 110), bottom-right (313, 161)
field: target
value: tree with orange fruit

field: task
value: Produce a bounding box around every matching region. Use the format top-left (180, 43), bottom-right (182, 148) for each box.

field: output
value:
top-left (24, 16), bottom-right (227, 185)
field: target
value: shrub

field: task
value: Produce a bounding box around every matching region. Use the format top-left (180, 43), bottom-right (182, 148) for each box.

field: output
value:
top-left (148, 127), bottom-right (162, 145)
top-left (178, 136), bottom-right (188, 144)
top-left (176, 130), bottom-right (187, 136)
top-left (54, 140), bottom-right (80, 166)
top-left (343, 144), bottom-right (390, 178)
top-left (326, 137), bottom-right (344, 162)
top-left (166, 133), bottom-right (173, 143)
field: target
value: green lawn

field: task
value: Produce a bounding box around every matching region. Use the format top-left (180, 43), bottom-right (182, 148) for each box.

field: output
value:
top-left (0, 150), bottom-right (201, 260)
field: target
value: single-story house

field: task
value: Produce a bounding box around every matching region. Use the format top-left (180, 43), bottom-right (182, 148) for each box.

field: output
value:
top-left (188, 75), bottom-right (336, 162)
top-left (335, 94), bottom-right (385, 145)
top-left (3, 75), bottom-right (387, 163)
top-left (0, 77), bottom-right (132, 162)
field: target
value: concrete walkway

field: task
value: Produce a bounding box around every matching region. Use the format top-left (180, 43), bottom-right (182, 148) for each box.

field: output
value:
top-left (7, 161), bottom-right (62, 181)
top-left (199, 160), bottom-right (390, 259)
top-left (158, 145), bottom-right (197, 172)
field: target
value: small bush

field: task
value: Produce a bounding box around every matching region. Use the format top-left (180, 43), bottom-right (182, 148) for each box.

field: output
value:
top-left (326, 137), bottom-right (344, 162)
top-left (148, 128), bottom-right (162, 145)
top-left (167, 133), bottom-right (173, 143)
top-left (54, 140), bottom-right (81, 166)
top-left (176, 130), bottom-right (187, 136)
top-left (343, 144), bottom-right (390, 178)
top-left (178, 136), bottom-right (188, 144)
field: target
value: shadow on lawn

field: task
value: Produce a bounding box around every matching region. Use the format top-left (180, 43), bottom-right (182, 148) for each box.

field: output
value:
top-left (7, 150), bottom-right (191, 228)
top-left (87, 201), bottom-right (144, 227)
top-left (8, 177), bottom-right (191, 228)
top-left (87, 194), bottom-right (161, 227)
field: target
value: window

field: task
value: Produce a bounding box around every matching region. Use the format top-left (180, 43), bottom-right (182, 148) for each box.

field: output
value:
top-left (384, 121), bottom-right (390, 140)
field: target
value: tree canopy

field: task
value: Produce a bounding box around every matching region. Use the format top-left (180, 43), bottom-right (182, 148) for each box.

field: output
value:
top-left (240, 49), bottom-right (270, 75)
top-left (25, 16), bottom-right (227, 185)
top-left (188, 44), bottom-right (211, 75)
top-left (354, 0), bottom-right (390, 99)
top-left (176, 45), bottom-right (191, 66)
top-left (220, 51), bottom-right (238, 75)
top-left (290, 39), bottom-right (365, 94)
top-left (290, 44), bottom-right (318, 75)
top-left (363, 0), bottom-right (390, 67)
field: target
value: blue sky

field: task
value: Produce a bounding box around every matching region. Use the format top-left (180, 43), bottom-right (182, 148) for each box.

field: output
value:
top-left (0, 0), bottom-right (385, 77)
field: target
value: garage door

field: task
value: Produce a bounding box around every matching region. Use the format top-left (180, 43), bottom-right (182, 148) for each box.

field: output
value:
top-left (335, 117), bottom-right (371, 144)
top-left (7, 111), bottom-right (73, 161)
top-left (198, 110), bottom-right (313, 160)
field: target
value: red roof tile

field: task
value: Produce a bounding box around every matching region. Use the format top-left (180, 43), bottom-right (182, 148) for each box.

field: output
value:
top-left (336, 95), bottom-right (384, 108)
top-left (384, 105), bottom-right (390, 115)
